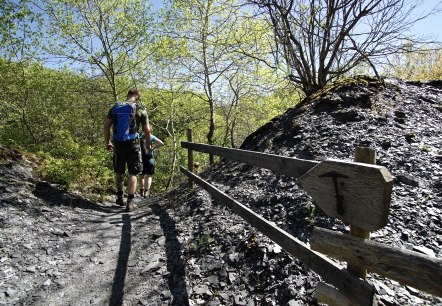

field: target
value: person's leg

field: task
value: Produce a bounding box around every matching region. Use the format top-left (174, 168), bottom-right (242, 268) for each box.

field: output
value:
top-left (139, 174), bottom-right (145, 196)
top-left (115, 174), bottom-right (124, 206)
top-left (138, 174), bottom-right (144, 196)
top-left (126, 175), bottom-right (138, 212)
top-left (113, 144), bottom-right (126, 206)
top-left (128, 174), bottom-right (137, 195)
top-left (145, 176), bottom-right (153, 195)
top-left (139, 141), bottom-right (149, 197)
top-left (116, 173), bottom-right (124, 191)
top-left (144, 156), bottom-right (155, 197)
top-left (126, 141), bottom-right (142, 211)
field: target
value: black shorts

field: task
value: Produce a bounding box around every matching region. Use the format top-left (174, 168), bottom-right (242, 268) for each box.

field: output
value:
top-left (141, 154), bottom-right (155, 175)
top-left (140, 139), bottom-right (155, 175)
top-left (113, 141), bottom-right (142, 175)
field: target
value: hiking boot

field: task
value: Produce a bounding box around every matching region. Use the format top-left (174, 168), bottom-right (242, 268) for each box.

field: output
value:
top-left (139, 189), bottom-right (144, 197)
top-left (143, 189), bottom-right (149, 198)
top-left (116, 196), bottom-right (125, 206)
top-left (126, 198), bottom-right (137, 212)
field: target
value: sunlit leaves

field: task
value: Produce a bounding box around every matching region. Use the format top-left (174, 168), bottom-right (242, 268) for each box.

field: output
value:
top-left (40, 0), bottom-right (155, 100)
top-left (387, 44), bottom-right (442, 81)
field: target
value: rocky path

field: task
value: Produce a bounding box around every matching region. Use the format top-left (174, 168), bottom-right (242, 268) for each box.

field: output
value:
top-left (0, 151), bottom-right (183, 306)
top-left (0, 149), bottom-right (322, 306)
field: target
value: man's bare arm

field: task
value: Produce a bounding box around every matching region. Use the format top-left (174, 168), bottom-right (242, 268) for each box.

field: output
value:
top-left (104, 118), bottom-right (113, 151)
top-left (142, 124), bottom-right (151, 149)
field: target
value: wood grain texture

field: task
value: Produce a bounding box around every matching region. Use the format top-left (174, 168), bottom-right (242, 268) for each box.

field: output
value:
top-left (315, 282), bottom-right (352, 306)
top-left (181, 141), bottom-right (319, 178)
top-left (348, 147), bottom-right (375, 278)
top-left (180, 166), bottom-right (375, 306)
top-left (311, 227), bottom-right (442, 297)
top-left (299, 159), bottom-right (393, 231)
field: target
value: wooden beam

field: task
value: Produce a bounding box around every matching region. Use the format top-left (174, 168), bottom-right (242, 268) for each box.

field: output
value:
top-left (181, 141), bottom-right (318, 179)
top-left (315, 282), bottom-right (352, 306)
top-left (311, 227), bottom-right (442, 297)
top-left (180, 166), bottom-right (375, 306)
top-left (181, 142), bottom-right (392, 231)
top-left (348, 147), bottom-right (376, 278)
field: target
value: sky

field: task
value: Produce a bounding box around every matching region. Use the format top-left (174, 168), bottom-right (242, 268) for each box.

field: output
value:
top-left (409, 0), bottom-right (442, 40)
top-left (28, 0), bottom-right (442, 71)
top-left (150, 0), bottom-right (442, 40)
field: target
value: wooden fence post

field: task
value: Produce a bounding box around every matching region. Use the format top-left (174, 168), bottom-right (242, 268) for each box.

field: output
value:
top-left (187, 129), bottom-right (194, 189)
top-left (348, 147), bottom-right (375, 279)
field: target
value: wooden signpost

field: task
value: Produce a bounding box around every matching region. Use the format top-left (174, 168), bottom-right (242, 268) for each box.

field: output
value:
top-left (183, 140), bottom-right (393, 232)
top-left (298, 155), bottom-right (393, 231)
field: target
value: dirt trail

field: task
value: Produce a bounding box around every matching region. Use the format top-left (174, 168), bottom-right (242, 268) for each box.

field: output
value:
top-left (33, 198), bottom-right (182, 306)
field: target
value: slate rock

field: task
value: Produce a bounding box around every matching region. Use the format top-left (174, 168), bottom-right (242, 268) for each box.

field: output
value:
top-left (5, 287), bottom-right (16, 297)
top-left (193, 285), bottom-right (212, 296)
top-left (161, 290), bottom-right (172, 300)
top-left (207, 297), bottom-right (221, 306)
top-left (413, 245), bottom-right (435, 257)
top-left (396, 174), bottom-right (420, 187)
top-left (206, 275), bottom-right (219, 285)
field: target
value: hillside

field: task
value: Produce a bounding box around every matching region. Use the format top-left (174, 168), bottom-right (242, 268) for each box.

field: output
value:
top-left (0, 77), bottom-right (441, 306)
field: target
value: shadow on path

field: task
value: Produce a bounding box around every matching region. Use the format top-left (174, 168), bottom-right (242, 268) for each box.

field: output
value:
top-left (109, 214), bottom-right (131, 306)
top-left (33, 182), bottom-right (120, 213)
top-left (150, 204), bottom-right (190, 306)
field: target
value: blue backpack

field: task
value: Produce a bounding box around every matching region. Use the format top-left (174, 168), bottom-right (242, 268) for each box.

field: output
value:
top-left (112, 102), bottom-right (139, 142)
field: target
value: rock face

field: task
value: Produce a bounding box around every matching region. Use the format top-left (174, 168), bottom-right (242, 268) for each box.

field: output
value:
top-left (1, 77), bottom-right (442, 306)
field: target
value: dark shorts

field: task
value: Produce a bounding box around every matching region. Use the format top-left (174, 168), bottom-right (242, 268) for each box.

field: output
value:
top-left (140, 139), bottom-right (155, 175)
top-left (141, 154), bottom-right (155, 175)
top-left (113, 141), bottom-right (142, 175)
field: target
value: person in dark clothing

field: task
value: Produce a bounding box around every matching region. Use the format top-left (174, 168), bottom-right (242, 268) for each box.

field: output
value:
top-left (103, 89), bottom-right (151, 212)
top-left (139, 133), bottom-right (164, 198)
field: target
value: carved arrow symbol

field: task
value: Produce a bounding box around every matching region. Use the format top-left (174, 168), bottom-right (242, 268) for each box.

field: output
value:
top-left (319, 171), bottom-right (350, 216)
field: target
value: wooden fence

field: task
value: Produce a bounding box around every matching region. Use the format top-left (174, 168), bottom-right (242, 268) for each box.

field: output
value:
top-left (180, 130), bottom-right (442, 306)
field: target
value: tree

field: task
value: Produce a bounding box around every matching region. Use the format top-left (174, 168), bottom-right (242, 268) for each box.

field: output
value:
top-left (216, 13), bottom-right (296, 147)
top-left (0, 0), bottom-right (45, 145)
top-left (386, 43), bottom-right (442, 81)
top-left (249, 0), bottom-right (440, 95)
top-left (39, 0), bottom-right (155, 101)
top-left (165, 0), bottom-right (246, 163)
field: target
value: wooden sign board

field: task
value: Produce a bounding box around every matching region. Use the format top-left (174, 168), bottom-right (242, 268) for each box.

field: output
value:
top-left (299, 159), bottom-right (393, 231)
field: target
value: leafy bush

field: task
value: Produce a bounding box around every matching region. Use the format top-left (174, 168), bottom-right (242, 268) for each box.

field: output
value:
top-left (38, 153), bottom-right (78, 186)
top-left (37, 145), bottom-right (114, 193)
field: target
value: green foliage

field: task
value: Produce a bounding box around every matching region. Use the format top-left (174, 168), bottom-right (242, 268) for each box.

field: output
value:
top-left (0, 0), bottom-right (43, 62)
top-left (41, 0), bottom-right (156, 101)
top-left (0, 58), bottom-right (114, 193)
top-left (305, 204), bottom-right (317, 227)
top-left (0, 0), bottom-right (302, 196)
top-left (190, 233), bottom-right (214, 251)
top-left (38, 153), bottom-right (76, 186)
top-left (38, 146), bottom-right (114, 191)
top-left (386, 44), bottom-right (442, 81)
top-left (421, 145), bottom-right (432, 152)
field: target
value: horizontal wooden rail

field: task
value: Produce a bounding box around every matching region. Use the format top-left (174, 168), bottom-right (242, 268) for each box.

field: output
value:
top-left (181, 141), bottom-right (393, 231)
top-left (181, 141), bottom-right (318, 178)
top-left (311, 227), bottom-right (442, 297)
top-left (179, 166), bottom-right (375, 306)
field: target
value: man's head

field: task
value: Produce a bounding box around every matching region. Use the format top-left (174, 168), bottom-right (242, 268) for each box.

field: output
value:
top-left (127, 89), bottom-right (141, 101)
